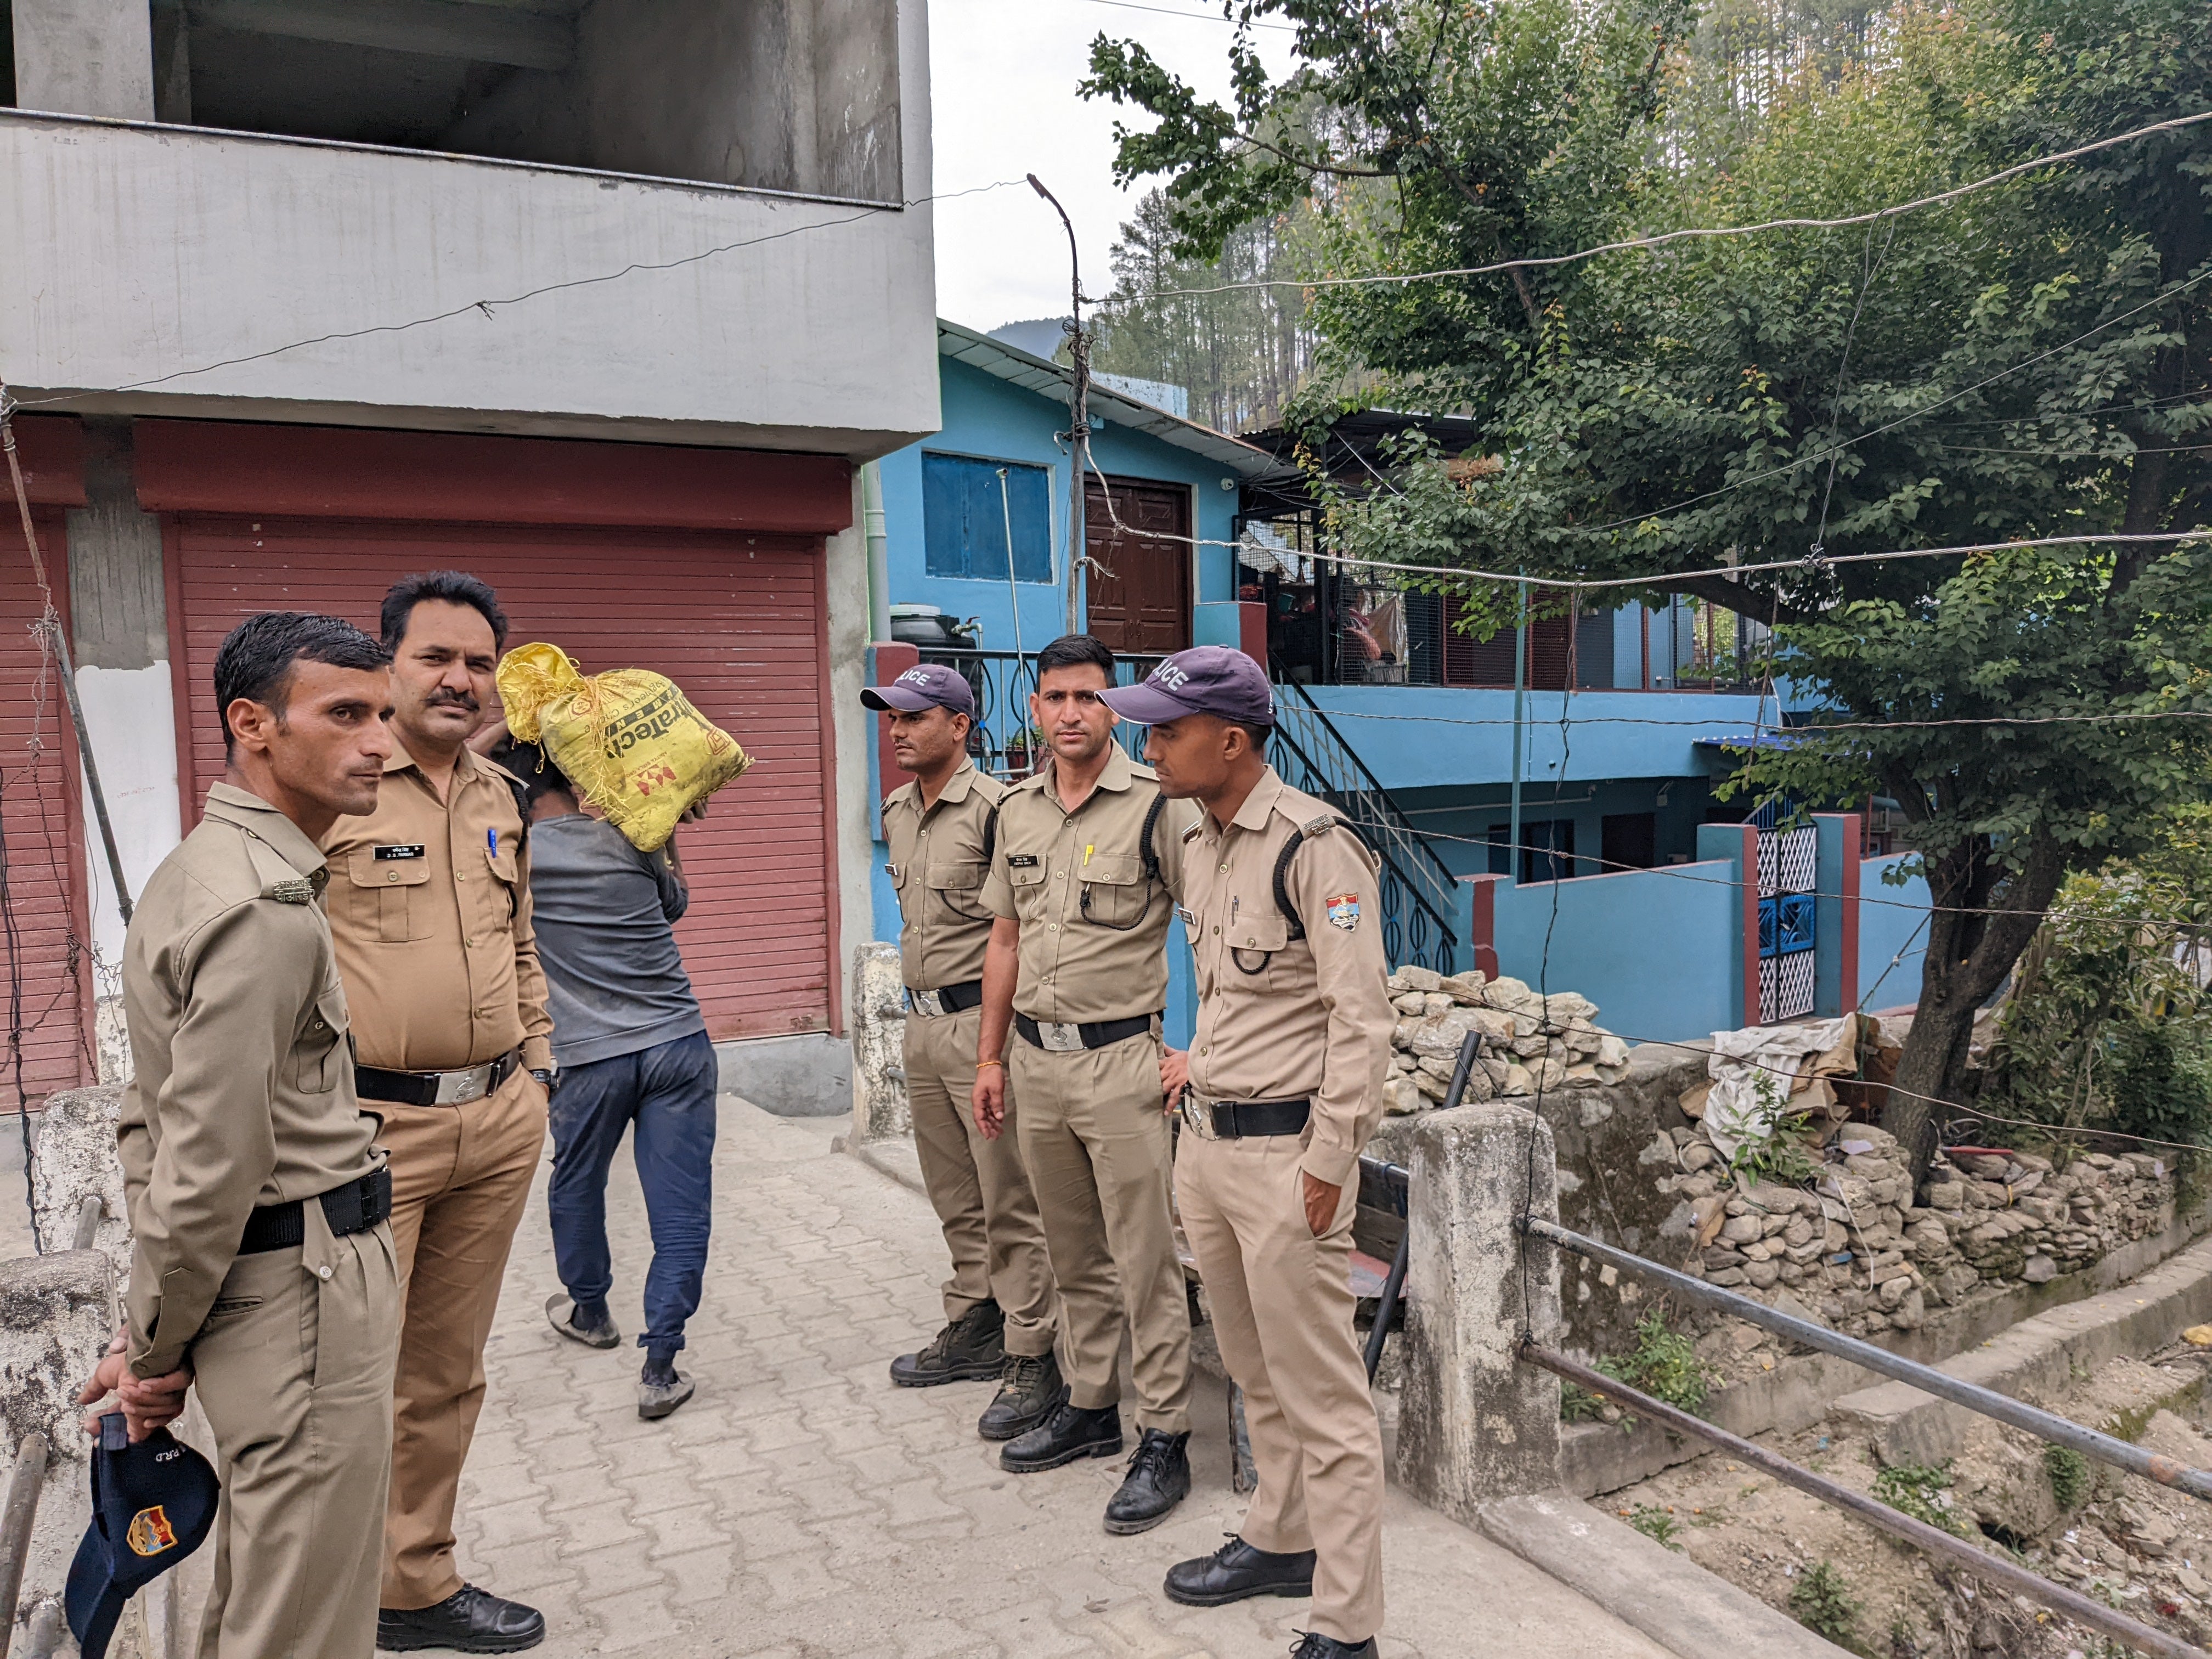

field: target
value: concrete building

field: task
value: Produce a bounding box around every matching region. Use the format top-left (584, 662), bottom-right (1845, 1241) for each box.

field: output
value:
top-left (2, 0), bottom-right (936, 1111)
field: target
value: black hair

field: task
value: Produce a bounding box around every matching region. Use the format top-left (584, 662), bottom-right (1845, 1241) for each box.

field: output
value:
top-left (214, 612), bottom-right (391, 757)
top-left (380, 569), bottom-right (509, 653)
top-left (1034, 634), bottom-right (1115, 682)
top-left (1231, 720), bottom-right (1272, 755)
top-left (487, 737), bottom-right (576, 814)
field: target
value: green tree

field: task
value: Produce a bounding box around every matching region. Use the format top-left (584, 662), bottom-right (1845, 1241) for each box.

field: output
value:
top-left (1085, 0), bottom-right (2212, 1181)
top-left (1089, 189), bottom-right (1321, 432)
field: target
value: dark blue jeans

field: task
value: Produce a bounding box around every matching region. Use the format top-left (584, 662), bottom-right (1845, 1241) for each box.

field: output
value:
top-left (548, 1029), bottom-right (718, 1355)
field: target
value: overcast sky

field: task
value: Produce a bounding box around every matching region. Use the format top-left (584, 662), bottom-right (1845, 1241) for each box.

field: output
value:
top-left (926, 0), bottom-right (1299, 335)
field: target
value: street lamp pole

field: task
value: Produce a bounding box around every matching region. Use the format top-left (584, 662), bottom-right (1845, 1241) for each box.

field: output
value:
top-left (1028, 174), bottom-right (1089, 637)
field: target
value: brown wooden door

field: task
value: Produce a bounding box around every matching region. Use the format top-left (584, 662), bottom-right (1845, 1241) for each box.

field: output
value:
top-left (1083, 476), bottom-right (1191, 653)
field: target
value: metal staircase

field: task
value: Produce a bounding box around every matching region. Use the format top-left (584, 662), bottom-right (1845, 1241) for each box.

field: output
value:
top-left (1268, 677), bottom-right (1464, 974)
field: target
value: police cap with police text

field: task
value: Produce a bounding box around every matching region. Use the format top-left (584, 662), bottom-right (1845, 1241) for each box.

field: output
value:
top-left (1096, 647), bottom-right (1273, 728)
top-left (860, 663), bottom-right (975, 718)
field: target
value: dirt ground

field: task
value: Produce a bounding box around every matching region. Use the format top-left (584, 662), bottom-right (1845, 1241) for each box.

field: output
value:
top-left (1591, 1342), bottom-right (2212, 1657)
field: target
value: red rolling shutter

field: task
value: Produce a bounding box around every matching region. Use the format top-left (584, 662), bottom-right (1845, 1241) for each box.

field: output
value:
top-left (170, 515), bottom-right (838, 1041)
top-left (0, 508), bottom-right (95, 1101)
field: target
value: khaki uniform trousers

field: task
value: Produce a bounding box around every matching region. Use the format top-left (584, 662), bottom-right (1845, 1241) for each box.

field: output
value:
top-left (1010, 1027), bottom-right (1190, 1432)
top-left (905, 1006), bottom-right (1058, 1353)
top-left (1177, 1132), bottom-right (1385, 1644)
top-left (377, 1065), bottom-right (548, 1609)
top-left (193, 1210), bottom-right (399, 1659)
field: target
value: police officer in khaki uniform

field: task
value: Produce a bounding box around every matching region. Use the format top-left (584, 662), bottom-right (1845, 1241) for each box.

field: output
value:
top-left (1102, 648), bottom-right (1393, 1659)
top-left (865, 663), bottom-right (1064, 1442)
top-left (80, 612), bottom-right (402, 1659)
top-left (321, 572), bottom-right (552, 1654)
top-left (972, 634), bottom-right (1197, 1536)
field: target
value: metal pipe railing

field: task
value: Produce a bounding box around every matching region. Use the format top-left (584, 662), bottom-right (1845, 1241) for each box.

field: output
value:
top-left (1522, 1215), bottom-right (2212, 1504)
top-left (1523, 1342), bottom-right (2207, 1659)
top-left (0, 1434), bottom-right (52, 1659)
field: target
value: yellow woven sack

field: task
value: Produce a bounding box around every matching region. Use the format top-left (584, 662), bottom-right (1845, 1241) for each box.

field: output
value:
top-left (496, 642), bottom-right (752, 852)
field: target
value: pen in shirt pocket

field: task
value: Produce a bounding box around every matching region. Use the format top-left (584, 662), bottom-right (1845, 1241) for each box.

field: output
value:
top-left (487, 828), bottom-right (498, 855)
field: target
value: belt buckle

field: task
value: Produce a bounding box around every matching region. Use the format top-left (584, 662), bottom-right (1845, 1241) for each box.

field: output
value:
top-left (1180, 1096), bottom-right (1221, 1140)
top-left (1037, 1020), bottom-right (1084, 1052)
top-left (911, 989), bottom-right (945, 1019)
top-left (435, 1065), bottom-right (491, 1107)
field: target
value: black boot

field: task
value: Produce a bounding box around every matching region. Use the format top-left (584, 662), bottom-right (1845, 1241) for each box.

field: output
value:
top-left (1164, 1535), bottom-right (1317, 1606)
top-left (999, 1398), bottom-right (1123, 1472)
top-left (377, 1585), bottom-right (545, 1653)
top-left (978, 1350), bottom-right (1065, 1442)
top-left (1103, 1427), bottom-right (1190, 1534)
top-left (889, 1300), bottom-right (1005, 1386)
top-left (1290, 1634), bottom-right (1377, 1658)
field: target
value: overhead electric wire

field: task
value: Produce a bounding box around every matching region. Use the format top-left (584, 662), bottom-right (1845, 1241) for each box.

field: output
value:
top-left (1117, 109), bottom-right (2212, 300)
top-left (10, 180), bottom-right (1033, 410)
top-left (1261, 702), bottom-right (2212, 732)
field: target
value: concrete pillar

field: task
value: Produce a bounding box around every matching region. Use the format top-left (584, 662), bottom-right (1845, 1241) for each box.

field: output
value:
top-left (1812, 812), bottom-right (1863, 1018)
top-left (12, 0), bottom-right (155, 120)
top-left (848, 943), bottom-right (908, 1143)
top-left (1, 1248), bottom-right (114, 1633)
top-left (66, 420), bottom-right (180, 1079)
top-left (1697, 820), bottom-right (1760, 1026)
top-left (1392, 1101), bottom-right (1562, 1521)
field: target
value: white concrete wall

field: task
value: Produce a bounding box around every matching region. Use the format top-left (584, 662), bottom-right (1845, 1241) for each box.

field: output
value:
top-left (10, 0), bottom-right (154, 120)
top-left (74, 663), bottom-right (180, 979)
top-left (0, 0), bottom-right (939, 458)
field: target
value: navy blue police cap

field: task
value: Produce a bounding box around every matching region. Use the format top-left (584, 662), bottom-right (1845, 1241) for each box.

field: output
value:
top-left (860, 663), bottom-right (976, 718)
top-left (1097, 647), bottom-right (1274, 727)
top-left (66, 1414), bottom-right (219, 1659)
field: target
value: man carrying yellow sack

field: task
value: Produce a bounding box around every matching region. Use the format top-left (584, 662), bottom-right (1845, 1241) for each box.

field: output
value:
top-left (496, 641), bottom-right (750, 851)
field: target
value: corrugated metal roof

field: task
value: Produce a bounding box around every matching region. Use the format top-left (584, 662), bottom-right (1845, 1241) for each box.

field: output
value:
top-left (936, 318), bottom-right (1277, 478)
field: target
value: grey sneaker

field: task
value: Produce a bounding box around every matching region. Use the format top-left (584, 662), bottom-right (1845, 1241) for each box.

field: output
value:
top-left (545, 1294), bottom-right (619, 1350)
top-left (638, 1357), bottom-right (695, 1420)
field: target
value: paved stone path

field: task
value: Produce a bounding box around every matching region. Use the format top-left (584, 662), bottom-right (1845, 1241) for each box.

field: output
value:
top-left (458, 1098), bottom-right (1679, 1658)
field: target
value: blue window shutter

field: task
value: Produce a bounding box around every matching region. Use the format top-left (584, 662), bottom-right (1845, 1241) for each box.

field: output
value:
top-left (922, 454), bottom-right (1052, 583)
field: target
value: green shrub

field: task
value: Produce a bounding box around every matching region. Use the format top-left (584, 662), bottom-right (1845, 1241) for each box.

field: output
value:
top-left (1789, 1561), bottom-right (1861, 1647)
top-left (1626, 1504), bottom-right (1682, 1549)
top-left (1596, 1310), bottom-right (1714, 1415)
top-left (1871, 1461), bottom-right (1966, 1535)
top-left (2046, 1443), bottom-right (2091, 1510)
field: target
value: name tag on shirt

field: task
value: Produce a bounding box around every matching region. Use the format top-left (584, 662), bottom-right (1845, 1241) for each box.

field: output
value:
top-left (374, 844), bottom-right (426, 861)
top-left (1006, 854), bottom-right (1040, 868)
top-left (1176, 905), bottom-right (1197, 928)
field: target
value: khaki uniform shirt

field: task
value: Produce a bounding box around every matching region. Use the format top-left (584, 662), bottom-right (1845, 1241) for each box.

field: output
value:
top-left (1182, 768), bottom-right (1395, 1189)
top-left (322, 743), bottom-right (553, 1074)
top-left (883, 760), bottom-right (1007, 991)
top-left (118, 783), bottom-right (383, 1376)
top-left (982, 744), bottom-right (1192, 1023)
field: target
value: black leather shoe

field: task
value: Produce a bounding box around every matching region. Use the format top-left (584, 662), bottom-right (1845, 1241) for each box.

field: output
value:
top-left (999, 1399), bottom-right (1123, 1472)
top-left (377, 1585), bottom-right (545, 1652)
top-left (1164, 1535), bottom-right (1317, 1606)
top-left (978, 1350), bottom-right (1065, 1441)
top-left (1290, 1634), bottom-right (1377, 1658)
top-left (1103, 1427), bottom-right (1190, 1534)
top-left (890, 1300), bottom-right (1006, 1386)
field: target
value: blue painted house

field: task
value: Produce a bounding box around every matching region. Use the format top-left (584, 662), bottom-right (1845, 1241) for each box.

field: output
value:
top-left (859, 330), bottom-right (1927, 1045)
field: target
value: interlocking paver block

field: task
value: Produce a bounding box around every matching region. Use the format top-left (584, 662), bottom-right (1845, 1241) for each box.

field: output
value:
top-left (442, 1096), bottom-right (1684, 1658)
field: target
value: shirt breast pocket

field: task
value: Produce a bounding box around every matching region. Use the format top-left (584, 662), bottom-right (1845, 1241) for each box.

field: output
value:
top-left (929, 859), bottom-right (991, 921)
top-left (347, 849), bottom-right (433, 944)
top-left (1224, 913), bottom-right (1292, 987)
top-left (1077, 853), bottom-right (1148, 929)
top-left (290, 983), bottom-right (351, 1094)
top-left (1006, 861), bottom-right (1049, 920)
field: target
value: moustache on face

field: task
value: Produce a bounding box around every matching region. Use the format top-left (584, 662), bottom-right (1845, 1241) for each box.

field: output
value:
top-left (426, 691), bottom-right (479, 712)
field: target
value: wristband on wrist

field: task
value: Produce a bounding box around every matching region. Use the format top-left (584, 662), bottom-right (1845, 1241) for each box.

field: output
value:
top-left (976, 1059), bottom-right (1003, 1071)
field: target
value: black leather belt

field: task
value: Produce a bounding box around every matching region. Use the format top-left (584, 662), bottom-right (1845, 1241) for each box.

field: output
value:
top-left (910, 980), bottom-right (984, 1018)
top-left (356, 1049), bottom-right (521, 1107)
top-left (1199, 1097), bottom-right (1311, 1138)
top-left (1014, 1012), bottom-right (1158, 1052)
top-left (239, 1165), bottom-right (393, 1255)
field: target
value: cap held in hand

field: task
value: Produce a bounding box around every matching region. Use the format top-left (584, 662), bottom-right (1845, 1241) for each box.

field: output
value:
top-left (66, 1414), bottom-right (219, 1659)
top-left (1096, 647), bottom-right (1273, 728)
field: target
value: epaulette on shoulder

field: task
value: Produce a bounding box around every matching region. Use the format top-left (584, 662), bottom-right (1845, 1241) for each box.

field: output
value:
top-left (971, 771), bottom-right (1011, 805)
top-left (1298, 812), bottom-right (1341, 839)
top-left (242, 832), bottom-right (317, 904)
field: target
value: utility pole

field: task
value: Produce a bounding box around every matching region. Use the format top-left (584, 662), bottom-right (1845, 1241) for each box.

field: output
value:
top-left (1028, 174), bottom-right (1088, 637)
